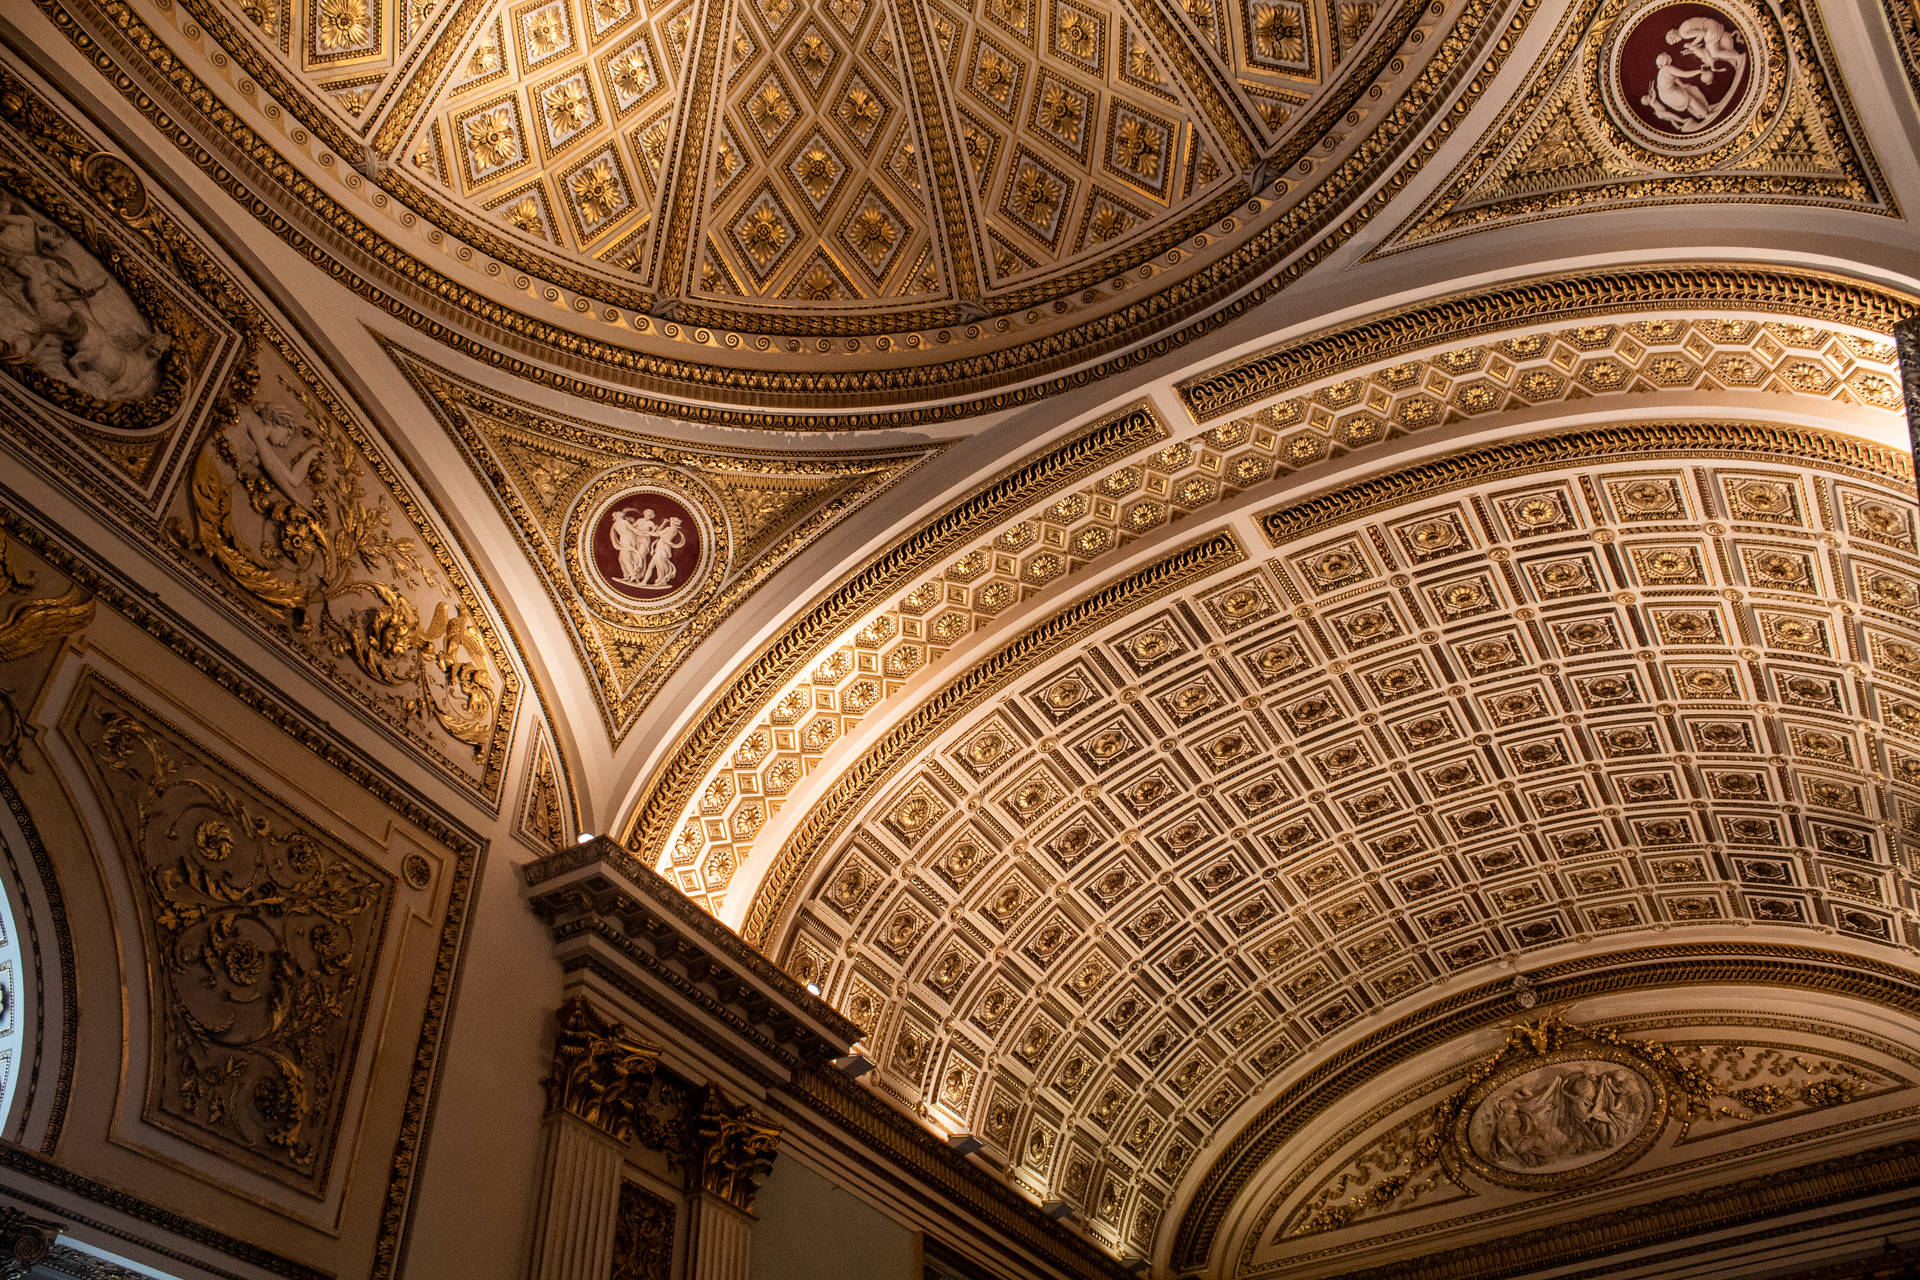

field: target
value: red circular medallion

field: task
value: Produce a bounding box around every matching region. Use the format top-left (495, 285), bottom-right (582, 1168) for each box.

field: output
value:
top-left (1615, 3), bottom-right (1752, 139)
top-left (588, 491), bottom-right (703, 603)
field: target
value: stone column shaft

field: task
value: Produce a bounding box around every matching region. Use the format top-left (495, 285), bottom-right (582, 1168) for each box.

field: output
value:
top-left (526, 1112), bottom-right (626, 1280)
top-left (685, 1192), bottom-right (754, 1280)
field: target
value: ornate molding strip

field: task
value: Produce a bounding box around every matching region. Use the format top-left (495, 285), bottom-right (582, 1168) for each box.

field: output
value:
top-left (0, 773), bottom-right (77, 1154)
top-left (1178, 266), bottom-right (1919, 423)
top-left (1170, 941), bottom-right (1920, 1270)
top-left (621, 400), bottom-right (1167, 866)
top-left (1314, 1142), bottom-right (1920, 1280)
top-left (1258, 421), bottom-right (1916, 547)
top-left (739, 527), bottom-right (1247, 948)
top-left (1885, 0), bottom-right (1920, 112)
top-left (0, 1145), bottom-right (327, 1279)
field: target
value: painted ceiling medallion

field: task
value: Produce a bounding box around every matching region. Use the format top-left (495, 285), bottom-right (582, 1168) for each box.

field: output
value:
top-left (573, 473), bottom-right (718, 615)
top-left (1606, 1), bottom-right (1761, 149)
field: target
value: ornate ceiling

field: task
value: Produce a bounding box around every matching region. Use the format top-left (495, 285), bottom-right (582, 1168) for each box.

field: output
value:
top-left (32, 0), bottom-right (1550, 417)
top-left (748, 430), bottom-right (1920, 1267)
top-left (3, 0), bottom-right (1920, 1273)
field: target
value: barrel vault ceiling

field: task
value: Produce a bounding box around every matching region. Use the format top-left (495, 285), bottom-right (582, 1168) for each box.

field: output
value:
top-left (4, 0), bottom-right (1920, 1271)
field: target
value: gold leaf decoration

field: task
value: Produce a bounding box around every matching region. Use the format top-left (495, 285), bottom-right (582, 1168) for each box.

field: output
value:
top-left (65, 675), bottom-right (391, 1189)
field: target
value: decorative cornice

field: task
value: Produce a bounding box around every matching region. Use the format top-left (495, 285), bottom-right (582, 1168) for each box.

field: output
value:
top-left (525, 837), bottom-right (866, 1065)
top-left (1178, 266), bottom-right (1919, 423)
top-left (785, 1064), bottom-right (1140, 1280)
top-left (739, 528), bottom-right (1247, 948)
top-left (1171, 942), bottom-right (1920, 1271)
top-left (520, 844), bottom-right (1139, 1280)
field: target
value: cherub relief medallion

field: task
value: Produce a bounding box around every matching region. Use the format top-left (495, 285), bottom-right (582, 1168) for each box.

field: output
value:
top-left (1607, 1), bottom-right (1763, 150)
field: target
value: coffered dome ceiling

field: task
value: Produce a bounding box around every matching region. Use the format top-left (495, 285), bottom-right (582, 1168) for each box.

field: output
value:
top-left (159, 0), bottom-right (1530, 415)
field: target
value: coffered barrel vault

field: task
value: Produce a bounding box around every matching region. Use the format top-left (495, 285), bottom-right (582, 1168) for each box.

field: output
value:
top-left (738, 428), bottom-right (1920, 1265)
top-left (2, 0), bottom-right (1920, 1274)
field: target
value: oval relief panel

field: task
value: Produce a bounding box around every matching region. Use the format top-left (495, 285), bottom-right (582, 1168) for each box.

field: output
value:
top-left (1451, 1044), bottom-right (1670, 1189)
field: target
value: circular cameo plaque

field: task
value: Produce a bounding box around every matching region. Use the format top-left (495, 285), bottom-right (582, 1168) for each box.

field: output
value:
top-left (585, 489), bottom-right (706, 605)
top-left (1451, 1046), bottom-right (1667, 1190)
top-left (1609, 2), bottom-right (1757, 145)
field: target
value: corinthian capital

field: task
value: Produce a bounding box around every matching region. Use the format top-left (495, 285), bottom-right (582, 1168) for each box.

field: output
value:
top-left (692, 1085), bottom-right (782, 1213)
top-left (542, 997), bottom-right (661, 1144)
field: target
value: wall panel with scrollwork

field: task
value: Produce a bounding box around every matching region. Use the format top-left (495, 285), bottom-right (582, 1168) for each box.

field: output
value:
top-left (0, 498), bottom-right (488, 1279)
top-left (62, 672), bottom-right (393, 1191)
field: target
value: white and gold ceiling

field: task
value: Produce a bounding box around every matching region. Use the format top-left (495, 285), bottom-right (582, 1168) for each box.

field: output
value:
top-left (4, 0), bottom-right (1920, 1269)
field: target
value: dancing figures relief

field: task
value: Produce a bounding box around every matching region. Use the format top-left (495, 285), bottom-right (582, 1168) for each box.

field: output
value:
top-left (609, 506), bottom-right (688, 591)
top-left (587, 488), bottom-right (704, 606)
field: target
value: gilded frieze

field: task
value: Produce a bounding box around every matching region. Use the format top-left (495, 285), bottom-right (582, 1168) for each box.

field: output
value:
top-left (395, 349), bottom-right (929, 738)
top-left (1383, 0), bottom-right (1890, 252)
top-left (1884, 0), bottom-right (1920, 110)
top-left (768, 442), bottom-right (1920, 1262)
top-left (61, 673), bottom-right (392, 1191)
top-left (1242, 1008), bottom-right (1918, 1276)
top-left (0, 69), bottom-right (522, 802)
top-left (1274, 1012), bottom-right (1902, 1243)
